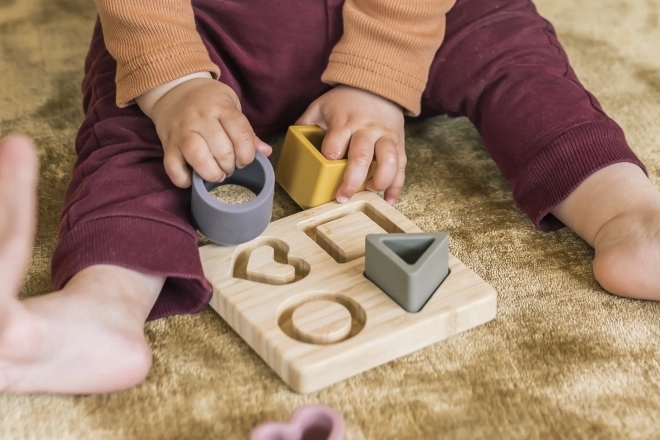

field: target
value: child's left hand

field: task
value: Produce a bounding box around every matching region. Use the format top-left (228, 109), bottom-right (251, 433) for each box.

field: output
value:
top-left (296, 85), bottom-right (406, 205)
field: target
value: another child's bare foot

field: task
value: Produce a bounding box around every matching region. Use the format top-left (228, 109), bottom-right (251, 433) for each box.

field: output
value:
top-left (0, 136), bottom-right (164, 393)
top-left (0, 265), bottom-right (164, 394)
top-left (552, 162), bottom-right (660, 300)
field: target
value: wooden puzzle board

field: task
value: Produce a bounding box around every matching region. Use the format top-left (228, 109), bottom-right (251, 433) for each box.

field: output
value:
top-left (199, 192), bottom-right (497, 393)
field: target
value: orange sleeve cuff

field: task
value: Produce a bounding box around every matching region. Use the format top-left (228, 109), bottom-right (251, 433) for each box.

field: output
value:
top-left (115, 42), bottom-right (220, 107)
top-left (95, 0), bottom-right (220, 107)
top-left (322, 0), bottom-right (456, 116)
top-left (322, 53), bottom-right (426, 117)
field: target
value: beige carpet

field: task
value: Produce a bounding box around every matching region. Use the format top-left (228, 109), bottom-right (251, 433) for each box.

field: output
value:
top-left (2, 0), bottom-right (660, 438)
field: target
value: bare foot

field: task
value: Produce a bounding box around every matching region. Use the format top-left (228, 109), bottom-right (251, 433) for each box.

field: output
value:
top-left (0, 265), bottom-right (165, 394)
top-left (592, 209), bottom-right (660, 300)
top-left (552, 162), bottom-right (660, 300)
top-left (0, 135), bottom-right (166, 394)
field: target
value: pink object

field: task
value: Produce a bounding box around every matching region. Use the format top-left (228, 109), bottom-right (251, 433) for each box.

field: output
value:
top-left (250, 405), bottom-right (345, 440)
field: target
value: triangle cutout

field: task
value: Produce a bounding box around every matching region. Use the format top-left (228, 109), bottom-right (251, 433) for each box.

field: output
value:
top-left (382, 236), bottom-right (435, 265)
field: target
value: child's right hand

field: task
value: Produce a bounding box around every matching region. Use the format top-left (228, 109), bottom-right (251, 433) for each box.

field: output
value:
top-left (138, 75), bottom-right (272, 188)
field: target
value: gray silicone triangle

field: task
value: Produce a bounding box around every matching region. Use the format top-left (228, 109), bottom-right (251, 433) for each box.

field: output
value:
top-left (364, 232), bottom-right (450, 313)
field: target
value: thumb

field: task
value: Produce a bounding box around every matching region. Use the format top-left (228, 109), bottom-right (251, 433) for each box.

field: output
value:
top-left (255, 137), bottom-right (273, 157)
top-left (0, 135), bottom-right (38, 294)
top-left (295, 104), bottom-right (324, 128)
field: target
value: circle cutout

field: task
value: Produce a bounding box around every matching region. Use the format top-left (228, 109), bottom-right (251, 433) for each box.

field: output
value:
top-left (291, 300), bottom-right (352, 344)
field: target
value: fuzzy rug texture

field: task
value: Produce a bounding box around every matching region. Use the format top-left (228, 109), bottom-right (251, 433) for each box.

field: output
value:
top-left (1, 0), bottom-right (660, 438)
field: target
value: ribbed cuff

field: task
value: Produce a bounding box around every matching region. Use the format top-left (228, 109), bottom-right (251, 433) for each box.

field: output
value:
top-left (322, 55), bottom-right (424, 116)
top-left (51, 216), bottom-right (212, 321)
top-left (115, 41), bottom-right (220, 107)
top-left (513, 120), bottom-right (648, 231)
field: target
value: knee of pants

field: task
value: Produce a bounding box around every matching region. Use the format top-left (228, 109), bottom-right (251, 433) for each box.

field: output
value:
top-left (426, 2), bottom-right (579, 117)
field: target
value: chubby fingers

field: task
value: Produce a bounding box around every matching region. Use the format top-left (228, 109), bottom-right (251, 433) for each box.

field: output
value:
top-left (297, 103), bottom-right (354, 162)
top-left (320, 127), bottom-right (352, 161)
top-left (163, 106), bottom-right (270, 188)
top-left (382, 140), bottom-right (407, 205)
top-left (366, 135), bottom-right (398, 192)
top-left (195, 121), bottom-right (235, 176)
top-left (163, 143), bottom-right (192, 188)
top-left (297, 99), bottom-right (404, 203)
top-left (164, 130), bottom-right (270, 189)
top-left (337, 133), bottom-right (406, 205)
top-left (297, 106), bottom-right (348, 161)
top-left (218, 105), bottom-right (258, 169)
top-left (169, 131), bottom-right (225, 188)
top-left (336, 129), bottom-right (378, 202)
top-left (190, 101), bottom-right (261, 178)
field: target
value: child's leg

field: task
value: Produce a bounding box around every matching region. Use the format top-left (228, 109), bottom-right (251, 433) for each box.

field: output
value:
top-left (1, 22), bottom-right (210, 393)
top-left (52, 22), bottom-right (213, 321)
top-left (421, 0), bottom-right (660, 299)
top-left (0, 138), bottom-right (161, 393)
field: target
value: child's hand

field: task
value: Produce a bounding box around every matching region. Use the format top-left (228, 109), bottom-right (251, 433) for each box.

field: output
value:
top-left (139, 75), bottom-right (272, 188)
top-left (296, 85), bottom-right (406, 205)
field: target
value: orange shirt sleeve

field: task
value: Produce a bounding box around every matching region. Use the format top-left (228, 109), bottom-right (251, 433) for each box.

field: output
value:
top-left (322, 0), bottom-right (456, 116)
top-left (94, 0), bottom-right (220, 107)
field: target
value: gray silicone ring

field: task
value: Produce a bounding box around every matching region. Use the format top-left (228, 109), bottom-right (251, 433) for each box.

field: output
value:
top-left (191, 150), bottom-right (274, 245)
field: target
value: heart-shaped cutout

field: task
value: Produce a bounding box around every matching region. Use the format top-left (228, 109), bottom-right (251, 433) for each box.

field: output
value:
top-left (233, 238), bottom-right (310, 285)
top-left (250, 405), bottom-right (345, 440)
top-left (247, 245), bottom-right (296, 284)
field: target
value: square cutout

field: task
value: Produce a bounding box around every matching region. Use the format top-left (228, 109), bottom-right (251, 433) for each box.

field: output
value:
top-left (316, 212), bottom-right (387, 263)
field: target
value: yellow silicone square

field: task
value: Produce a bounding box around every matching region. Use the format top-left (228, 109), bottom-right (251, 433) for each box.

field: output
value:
top-left (275, 126), bottom-right (376, 209)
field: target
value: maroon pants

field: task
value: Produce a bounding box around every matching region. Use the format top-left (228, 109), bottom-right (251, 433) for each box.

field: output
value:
top-left (52, 0), bottom-right (646, 320)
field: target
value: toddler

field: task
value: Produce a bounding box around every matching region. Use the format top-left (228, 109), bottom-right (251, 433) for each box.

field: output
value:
top-left (2, 0), bottom-right (660, 394)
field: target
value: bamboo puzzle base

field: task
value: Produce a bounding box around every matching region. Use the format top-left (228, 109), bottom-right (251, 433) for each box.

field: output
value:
top-left (199, 191), bottom-right (497, 393)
